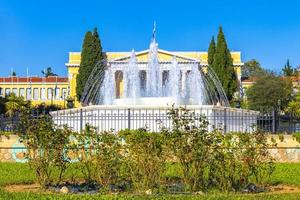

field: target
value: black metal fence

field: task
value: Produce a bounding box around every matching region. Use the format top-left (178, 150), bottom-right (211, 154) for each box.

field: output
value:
top-left (1, 109), bottom-right (300, 134)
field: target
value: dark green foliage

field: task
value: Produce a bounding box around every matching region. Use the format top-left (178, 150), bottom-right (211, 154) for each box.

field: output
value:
top-left (282, 59), bottom-right (294, 76)
top-left (11, 71), bottom-right (16, 76)
top-left (33, 103), bottom-right (62, 114)
top-left (246, 74), bottom-right (292, 113)
top-left (207, 36), bottom-right (216, 66)
top-left (41, 67), bottom-right (57, 77)
top-left (211, 27), bottom-right (238, 101)
top-left (242, 59), bottom-right (266, 78)
top-left (76, 28), bottom-right (105, 101)
top-left (0, 96), bottom-right (6, 114)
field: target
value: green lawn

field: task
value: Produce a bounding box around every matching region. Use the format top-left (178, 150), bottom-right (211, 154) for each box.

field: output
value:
top-left (0, 163), bottom-right (299, 200)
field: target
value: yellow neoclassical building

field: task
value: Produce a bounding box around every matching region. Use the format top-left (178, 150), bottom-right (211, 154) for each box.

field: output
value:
top-left (66, 49), bottom-right (244, 106)
top-left (0, 49), bottom-right (244, 108)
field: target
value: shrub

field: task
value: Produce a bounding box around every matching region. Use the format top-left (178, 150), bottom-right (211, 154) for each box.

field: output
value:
top-left (293, 132), bottom-right (300, 143)
top-left (161, 106), bottom-right (275, 192)
top-left (119, 129), bottom-right (166, 191)
top-left (19, 115), bottom-right (74, 189)
top-left (208, 131), bottom-right (275, 191)
top-left (72, 125), bottom-right (124, 188)
top-left (278, 134), bottom-right (285, 142)
top-left (161, 106), bottom-right (212, 192)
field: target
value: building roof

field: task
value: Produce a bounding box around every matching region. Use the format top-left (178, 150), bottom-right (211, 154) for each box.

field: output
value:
top-left (65, 50), bottom-right (243, 67)
top-left (242, 76), bottom-right (300, 84)
top-left (0, 76), bottom-right (68, 83)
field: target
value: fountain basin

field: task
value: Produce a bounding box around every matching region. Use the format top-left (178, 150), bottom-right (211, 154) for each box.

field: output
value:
top-left (113, 97), bottom-right (181, 106)
top-left (51, 105), bottom-right (259, 133)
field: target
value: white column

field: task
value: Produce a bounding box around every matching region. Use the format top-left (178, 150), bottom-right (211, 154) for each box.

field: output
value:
top-left (181, 70), bottom-right (187, 92)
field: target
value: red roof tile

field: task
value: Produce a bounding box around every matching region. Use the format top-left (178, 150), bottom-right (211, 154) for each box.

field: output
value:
top-left (0, 76), bottom-right (68, 83)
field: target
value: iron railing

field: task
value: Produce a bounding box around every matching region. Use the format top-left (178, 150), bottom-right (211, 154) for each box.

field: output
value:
top-left (1, 108), bottom-right (300, 134)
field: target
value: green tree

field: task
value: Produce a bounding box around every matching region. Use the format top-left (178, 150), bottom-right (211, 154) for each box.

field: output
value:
top-left (211, 27), bottom-right (237, 101)
top-left (207, 36), bottom-right (216, 66)
top-left (5, 93), bottom-right (29, 116)
top-left (42, 67), bottom-right (57, 77)
top-left (246, 74), bottom-right (292, 113)
top-left (242, 59), bottom-right (266, 78)
top-left (76, 28), bottom-right (104, 101)
top-left (282, 59), bottom-right (294, 76)
top-left (286, 90), bottom-right (300, 116)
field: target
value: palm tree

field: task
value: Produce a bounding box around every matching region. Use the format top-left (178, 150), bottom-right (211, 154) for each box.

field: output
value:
top-left (5, 93), bottom-right (27, 117)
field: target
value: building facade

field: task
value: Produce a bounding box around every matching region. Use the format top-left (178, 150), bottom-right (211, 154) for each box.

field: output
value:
top-left (0, 76), bottom-right (69, 107)
top-left (0, 49), bottom-right (244, 107)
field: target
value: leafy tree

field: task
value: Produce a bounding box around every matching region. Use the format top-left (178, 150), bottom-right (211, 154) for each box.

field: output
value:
top-left (286, 90), bottom-right (300, 116)
top-left (282, 59), bottom-right (294, 76)
top-left (11, 71), bottom-right (16, 76)
top-left (211, 27), bottom-right (237, 101)
top-left (242, 59), bottom-right (266, 78)
top-left (207, 36), bottom-right (216, 66)
top-left (76, 28), bottom-right (105, 101)
top-left (5, 93), bottom-right (29, 116)
top-left (42, 67), bottom-right (57, 77)
top-left (246, 74), bottom-right (292, 113)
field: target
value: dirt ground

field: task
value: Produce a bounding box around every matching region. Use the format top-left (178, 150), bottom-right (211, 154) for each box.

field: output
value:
top-left (4, 183), bottom-right (300, 194)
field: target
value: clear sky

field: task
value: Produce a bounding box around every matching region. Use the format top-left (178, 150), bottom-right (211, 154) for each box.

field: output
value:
top-left (0, 0), bottom-right (300, 77)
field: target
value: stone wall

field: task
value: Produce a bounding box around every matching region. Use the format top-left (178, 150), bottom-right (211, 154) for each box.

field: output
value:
top-left (0, 134), bottom-right (299, 163)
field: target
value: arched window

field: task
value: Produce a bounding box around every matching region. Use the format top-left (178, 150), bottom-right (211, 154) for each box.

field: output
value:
top-left (115, 70), bottom-right (123, 98)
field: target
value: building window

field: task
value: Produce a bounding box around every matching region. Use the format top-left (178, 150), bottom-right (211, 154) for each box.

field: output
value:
top-left (62, 88), bottom-right (67, 99)
top-left (19, 88), bottom-right (25, 98)
top-left (5, 88), bottom-right (10, 96)
top-left (33, 88), bottom-right (39, 100)
top-left (47, 88), bottom-right (53, 100)
top-left (12, 88), bottom-right (18, 96)
top-left (40, 88), bottom-right (46, 100)
top-left (55, 87), bottom-right (60, 99)
top-left (26, 88), bottom-right (31, 100)
top-left (0, 88), bottom-right (2, 97)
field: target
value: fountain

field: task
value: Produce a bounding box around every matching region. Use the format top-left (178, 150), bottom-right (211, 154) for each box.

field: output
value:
top-left (51, 24), bottom-right (259, 133)
top-left (89, 24), bottom-right (230, 107)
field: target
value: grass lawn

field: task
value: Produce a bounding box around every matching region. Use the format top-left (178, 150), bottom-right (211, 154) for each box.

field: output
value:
top-left (0, 162), bottom-right (299, 199)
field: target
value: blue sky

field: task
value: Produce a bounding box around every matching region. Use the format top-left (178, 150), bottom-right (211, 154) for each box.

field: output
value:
top-left (0, 0), bottom-right (300, 76)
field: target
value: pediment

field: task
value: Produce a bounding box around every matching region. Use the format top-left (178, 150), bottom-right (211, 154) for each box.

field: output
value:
top-left (109, 49), bottom-right (200, 63)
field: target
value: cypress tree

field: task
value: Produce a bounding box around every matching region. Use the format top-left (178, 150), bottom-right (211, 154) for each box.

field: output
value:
top-left (207, 36), bottom-right (216, 66)
top-left (211, 27), bottom-right (237, 101)
top-left (76, 28), bottom-right (104, 101)
top-left (282, 59), bottom-right (294, 76)
top-left (92, 28), bottom-right (103, 61)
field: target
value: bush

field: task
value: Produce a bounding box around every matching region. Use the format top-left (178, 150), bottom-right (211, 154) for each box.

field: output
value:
top-left (161, 106), bottom-right (275, 192)
top-left (17, 106), bottom-right (275, 194)
top-left (119, 129), bottom-right (166, 191)
top-left (278, 134), bottom-right (285, 142)
top-left (72, 125), bottom-right (124, 188)
top-left (208, 131), bottom-right (275, 191)
top-left (161, 106), bottom-right (212, 192)
top-left (19, 115), bottom-right (74, 189)
top-left (293, 132), bottom-right (300, 143)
